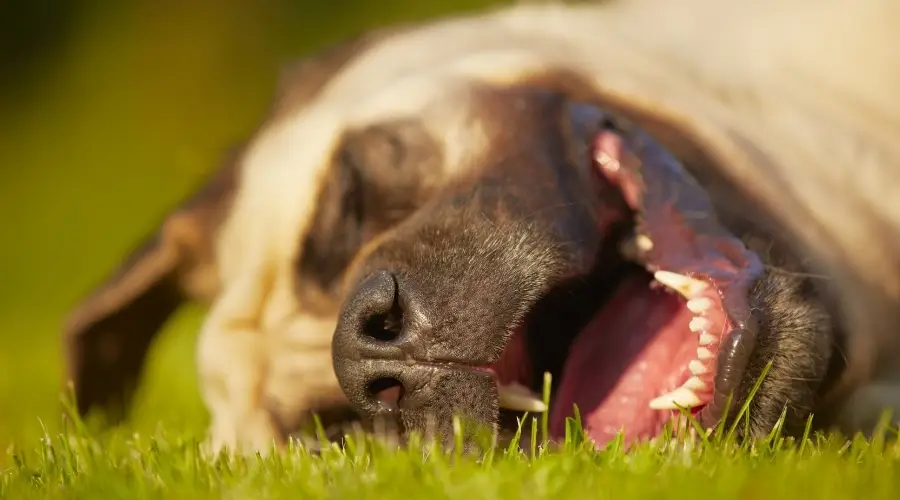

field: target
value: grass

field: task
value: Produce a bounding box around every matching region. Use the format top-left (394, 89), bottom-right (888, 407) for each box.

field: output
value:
top-left (5, 419), bottom-right (900, 500)
top-left (4, 408), bottom-right (900, 499)
top-left (4, 366), bottom-right (900, 499)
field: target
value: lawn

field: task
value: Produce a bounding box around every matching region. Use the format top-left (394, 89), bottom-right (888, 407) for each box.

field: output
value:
top-left (3, 1), bottom-right (900, 498)
top-left (5, 394), bottom-right (900, 499)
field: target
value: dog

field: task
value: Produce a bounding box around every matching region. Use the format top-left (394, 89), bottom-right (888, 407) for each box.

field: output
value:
top-left (63, 0), bottom-right (900, 454)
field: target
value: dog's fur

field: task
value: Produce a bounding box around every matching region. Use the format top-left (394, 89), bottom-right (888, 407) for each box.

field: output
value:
top-left (63, 0), bottom-right (900, 453)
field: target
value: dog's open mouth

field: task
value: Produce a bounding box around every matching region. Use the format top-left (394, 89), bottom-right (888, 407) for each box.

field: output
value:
top-left (489, 122), bottom-right (765, 447)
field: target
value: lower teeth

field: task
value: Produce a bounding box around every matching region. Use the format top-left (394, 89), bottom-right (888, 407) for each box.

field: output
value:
top-left (498, 383), bottom-right (547, 413)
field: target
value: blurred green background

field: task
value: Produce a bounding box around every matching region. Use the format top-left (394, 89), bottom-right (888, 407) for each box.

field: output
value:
top-left (0, 0), bottom-right (507, 450)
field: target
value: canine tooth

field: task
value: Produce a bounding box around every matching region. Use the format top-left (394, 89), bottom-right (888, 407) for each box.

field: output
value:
top-left (689, 360), bottom-right (708, 375)
top-left (653, 271), bottom-right (708, 299)
top-left (697, 347), bottom-right (713, 360)
top-left (649, 387), bottom-right (703, 410)
top-left (687, 297), bottom-right (713, 314)
top-left (683, 376), bottom-right (708, 391)
top-left (699, 333), bottom-right (716, 346)
top-left (689, 316), bottom-right (709, 332)
top-left (498, 383), bottom-right (547, 413)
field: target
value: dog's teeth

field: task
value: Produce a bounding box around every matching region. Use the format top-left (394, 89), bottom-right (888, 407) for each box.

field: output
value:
top-left (636, 235), bottom-right (654, 252)
top-left (596, 151), bottom-right (620, 171)
top-left (649, 387), bottom-right (704, 410)
top-left (621, 234), bottom-right (654, 261)
top-left (683, 376), bottom-right (708, 391)
top-left (697, 347), bottom-right (714, 360)
top-left (699, 332), bottom-right (716, 346)
top-left (687, 297), bottom-right (713, 314)
top-left (689, 316), bottom-right (709, 332)
top-left (653, 271), bottom-right (708, 299)
top-left (498, 383), bottom-right (547, 413)
top-left (689, 360), bottom-right (708, 375)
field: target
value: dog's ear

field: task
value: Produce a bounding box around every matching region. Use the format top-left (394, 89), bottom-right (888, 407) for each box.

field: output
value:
top-left (62, 150), bottom-right (241, 422)
top-left (61, 29), bottom-right (403, 423)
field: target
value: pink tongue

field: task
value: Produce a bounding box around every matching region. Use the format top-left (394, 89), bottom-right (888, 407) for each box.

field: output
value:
top-left (549, 272), bottom-right (697, 446)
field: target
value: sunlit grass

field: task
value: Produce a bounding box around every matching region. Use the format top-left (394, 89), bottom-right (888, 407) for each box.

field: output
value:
top-left (4, 366), bottom-right (900, 499)
top-left (5, 404), bottom-right (900, 499)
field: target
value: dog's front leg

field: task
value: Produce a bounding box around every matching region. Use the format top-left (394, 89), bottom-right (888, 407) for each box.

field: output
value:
top-left (197, 270), bottom-right (282, 456)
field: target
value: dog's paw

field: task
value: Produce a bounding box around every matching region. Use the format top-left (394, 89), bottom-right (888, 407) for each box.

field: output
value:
top-left (203, 411), bottom-right (283, 458)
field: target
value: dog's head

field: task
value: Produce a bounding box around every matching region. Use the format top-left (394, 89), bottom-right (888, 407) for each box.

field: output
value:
top-left (64, 0), bottom-right (900, 451)
top-left (323, 73), bottom-right (815, 447)
top-left (323, 0), bottom-right (900, 447)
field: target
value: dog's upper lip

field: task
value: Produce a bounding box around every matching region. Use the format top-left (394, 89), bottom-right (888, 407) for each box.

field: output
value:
top-left (335, 347), bottom-right (497, 371)
top-left (593, 120), bottom-right (764, 426)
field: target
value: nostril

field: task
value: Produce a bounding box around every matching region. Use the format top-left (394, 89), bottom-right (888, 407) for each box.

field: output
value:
top-left (367, 377), bottom-right (404, 411)
top-left (347, 269), bottom-right (407, 345)
top-left (364, 294), bottom-right (404, 342)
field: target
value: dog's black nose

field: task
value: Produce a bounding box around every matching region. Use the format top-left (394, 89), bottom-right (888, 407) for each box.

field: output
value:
top-left (332, 267), bottom-right (501, 439)
top-left (333, 269), bottom-right (421, 352)
top-left (331, 269), bottom-right (430, 417)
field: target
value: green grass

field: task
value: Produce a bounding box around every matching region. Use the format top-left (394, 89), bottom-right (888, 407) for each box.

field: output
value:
top-left (4, 366), bottom-right (900, 499)
top-left (5, 401), bottom-right (900, 499)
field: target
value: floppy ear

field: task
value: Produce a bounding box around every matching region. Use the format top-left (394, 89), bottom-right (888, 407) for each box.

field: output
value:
top-left (62, 29), bottom-right (405, 423)
top-left (62, 149), bottom-right (240, 422)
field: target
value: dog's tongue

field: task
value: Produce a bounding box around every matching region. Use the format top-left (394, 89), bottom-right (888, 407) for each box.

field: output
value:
top-left (549, 272), bottom-right (696, 446)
